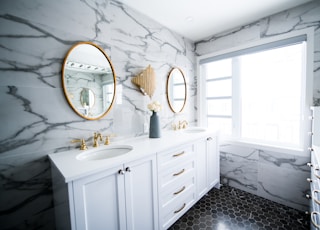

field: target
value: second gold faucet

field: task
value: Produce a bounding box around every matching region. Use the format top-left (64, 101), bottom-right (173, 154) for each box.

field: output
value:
top-left (172, 120), bottom-right (188, 130)
top-left (93, 132), bottom-right (115, 147)
top-left (93, 132), bottom-right (103, 147)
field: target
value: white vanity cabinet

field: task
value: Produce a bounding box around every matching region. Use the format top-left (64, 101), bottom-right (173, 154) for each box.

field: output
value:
top-left (72, 165), bottom-right (126, 230)
top-left (196, 136), bottom-right (219, 198)
top-left (157, 134), bottom-right (220, 230)
top-left (122, 155), bottom-right (158, 230)
top-left (157, 144), bottom-right (197, 229)
top-left (52, 155), bottom-right (158, 230)
top-left (50, 130), bottom-right (219, 230)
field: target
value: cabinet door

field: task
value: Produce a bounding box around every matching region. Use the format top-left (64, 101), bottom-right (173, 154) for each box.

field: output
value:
top-left (124, 155), bottom-right (158, 230)
top-left (196, 139), bottom-right (208, 198)
top-left (207, 136), bottom-right (219, 188)
top-left (73, 166), bottom-right (126, 230)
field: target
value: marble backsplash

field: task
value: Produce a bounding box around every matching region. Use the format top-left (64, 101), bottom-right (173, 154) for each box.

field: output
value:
top-left (220, 144), bottom-right (310, 210)
top-left (195, 1), bottom-right (320, 211)
top-left (0, 0), bottom-right (195, 229)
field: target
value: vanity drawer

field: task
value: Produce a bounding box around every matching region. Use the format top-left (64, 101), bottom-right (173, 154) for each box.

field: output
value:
top-left (159, 171), bottom-right (195, 207)
top-left (157, 144), bottom-right (197, 229)
top-left (158, 159), bottom-right (195, 188)
top-left (158, 144), bottom-right (194, 170)
top-left (160, 187), bottom-right (196, 230)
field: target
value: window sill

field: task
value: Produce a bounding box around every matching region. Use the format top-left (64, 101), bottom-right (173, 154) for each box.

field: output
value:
top-left (220, 138), bottom-right (306, 156)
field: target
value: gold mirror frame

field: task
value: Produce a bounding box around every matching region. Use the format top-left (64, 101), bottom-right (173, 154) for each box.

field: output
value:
top-left (166, 67), bottom-right (187, 113)
top-left (62, 41), bottom-right (116, 120)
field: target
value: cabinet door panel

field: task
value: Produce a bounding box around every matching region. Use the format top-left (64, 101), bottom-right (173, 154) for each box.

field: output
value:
top-left (196, 139), bottom-right (208, 197)
top-left (125, 155), bottom-right (158, 230)
top-left (207, 137), bottom-right (219, 188)
top-left (73, 167), bottom-right (126, 230)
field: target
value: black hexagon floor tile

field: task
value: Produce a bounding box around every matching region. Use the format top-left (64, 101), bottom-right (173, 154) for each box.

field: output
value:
top-left (169, 185), bottom-right (309, 230)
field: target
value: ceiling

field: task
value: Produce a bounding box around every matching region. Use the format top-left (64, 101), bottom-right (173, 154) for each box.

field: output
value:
top-left (117, 0), bottom-right (312, 42)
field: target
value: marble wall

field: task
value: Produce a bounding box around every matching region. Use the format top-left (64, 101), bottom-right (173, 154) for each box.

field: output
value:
top-left (1, 0), bottom-right (318, 229)
top-left (0, 0), bottom-right (195, 229)
top-left (195, 1), bottom-right (320, 211)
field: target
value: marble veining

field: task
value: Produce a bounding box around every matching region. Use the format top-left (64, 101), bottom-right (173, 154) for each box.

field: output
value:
top-left (219, 143), bottom-right (310, 210)
top-left (0, 0), bottom-right (195, 229)
top-left (220, 145), bottom-right (258, 193)
top-left (259, 150), bottom-right (310, 172)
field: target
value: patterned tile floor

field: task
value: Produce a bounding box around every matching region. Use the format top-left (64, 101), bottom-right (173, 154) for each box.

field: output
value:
top-left (169, 185), bottom-right (309, 230)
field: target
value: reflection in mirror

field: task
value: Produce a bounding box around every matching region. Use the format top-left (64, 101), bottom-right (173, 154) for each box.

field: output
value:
top-left (80, 88), bottom-right (95, 116)
top-left (166, 67), bottom-right (187, 113)
top-left (62, 42), bottom-right (116, 120)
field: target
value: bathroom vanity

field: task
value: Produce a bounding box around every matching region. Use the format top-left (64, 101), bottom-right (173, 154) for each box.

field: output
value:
top-left (49, 129), bottom-right (219, 230)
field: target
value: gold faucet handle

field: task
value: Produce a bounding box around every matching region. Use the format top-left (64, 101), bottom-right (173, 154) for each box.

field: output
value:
top-left (172, 123), bottom-right (177, 131)
top-left (104, 134), bottom-right (116, 145)
top-left (71, 139), bottom-right (88, 150)
top-left (178, 120), bottom-right (188, 129)
top-left (182, 120), bottom-right (188, 129)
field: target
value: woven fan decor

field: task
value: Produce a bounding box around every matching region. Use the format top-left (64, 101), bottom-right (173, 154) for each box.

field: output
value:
top-left (131, 65), bottom-right (156, 98)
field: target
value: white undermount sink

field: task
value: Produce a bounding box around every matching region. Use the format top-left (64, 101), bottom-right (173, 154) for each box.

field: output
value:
top-left (184, 127), bottom-right (206, 133)
top-left (76, 145), bottom-right (133, 161)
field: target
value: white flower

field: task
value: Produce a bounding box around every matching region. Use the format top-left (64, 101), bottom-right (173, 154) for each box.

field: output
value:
top-left (148, 101), bottom-right (161, 112)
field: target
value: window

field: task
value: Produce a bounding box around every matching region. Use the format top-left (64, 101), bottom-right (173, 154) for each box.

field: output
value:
top-left (198, 32), bottom-right (312, 151)
top-left (203, 59), bottom-right (232, 136)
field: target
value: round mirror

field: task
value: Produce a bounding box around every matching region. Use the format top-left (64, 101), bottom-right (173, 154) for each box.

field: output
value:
top-left (62, 42), bottom-right (116, 120)
top-left (166, 67), bottom-right (187, 113)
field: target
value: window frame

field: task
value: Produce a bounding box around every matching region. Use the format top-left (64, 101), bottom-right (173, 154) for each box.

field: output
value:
top-left (197, 28), bottom-right (314, 155)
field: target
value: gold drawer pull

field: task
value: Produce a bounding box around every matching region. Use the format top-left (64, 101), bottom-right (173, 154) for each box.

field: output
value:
top-left (174, 203), bottom-right (186, 214)
top-left (313, 190), bottom-right (320, 205)
top-left (173, 151), bottom-right (185, 157)
top-left (173, 186), bottom-right (186, 195)
top-left (311, 211), bottom-right (320, 228)
top-left (173, 168), bottom-right (185, 176)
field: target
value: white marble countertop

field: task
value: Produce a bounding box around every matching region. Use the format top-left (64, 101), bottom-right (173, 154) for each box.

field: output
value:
top-left (49, 128), bottom-right (218, 182)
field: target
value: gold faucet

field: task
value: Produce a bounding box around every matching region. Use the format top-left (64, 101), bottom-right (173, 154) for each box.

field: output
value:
top-left (172, 123), bottom-right (178, 131)
top-left (172, 120), bottom-right (188, 130)
top-left (93, 132), bottom-right (103, 147)
top-left (179, 120), bottom-right (188, 129)
top-left (71, 138), bottom-right (88, 150)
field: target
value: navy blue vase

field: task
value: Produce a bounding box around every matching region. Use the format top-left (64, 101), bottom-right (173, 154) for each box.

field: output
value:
top-left (149, 111), bottom-right (161, 138)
